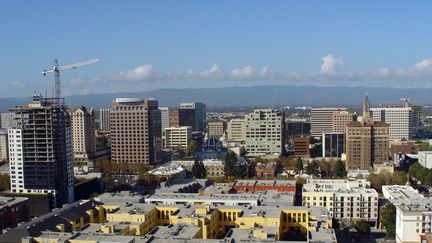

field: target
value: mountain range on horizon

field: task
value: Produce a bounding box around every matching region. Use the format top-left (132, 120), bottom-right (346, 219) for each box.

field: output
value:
top-left (1, 85), bottom-right (431, 112)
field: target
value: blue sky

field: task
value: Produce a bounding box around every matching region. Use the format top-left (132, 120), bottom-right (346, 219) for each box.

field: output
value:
top-left (1, 1), bottom-right (432, 98)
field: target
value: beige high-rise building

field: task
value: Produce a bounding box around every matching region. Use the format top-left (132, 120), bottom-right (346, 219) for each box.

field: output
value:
top-left (70, 106), bottom-right (96, 165)
top-left (310, 107), bottom-right (347, 137)
top-left (245, 109), bottom-right (284, 157)
top-left (346, 95), bottom-right (389, 170)
top-left (332, 111), bottom-right (357, 133)
top-left (227, 119), bottom-right (246, 143)
top-left (164, 126), bottom-right (192, 149)
top-left (111, 98), bottom-right (161, 165)
top-left (207, 121), bottom-right (225, 138)
top-left (0, 129), bottom-right (7, 161)
top-left (310, 108), bottom-right (356, 138)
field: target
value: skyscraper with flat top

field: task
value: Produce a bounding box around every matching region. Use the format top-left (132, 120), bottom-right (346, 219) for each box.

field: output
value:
top-left (8, 93), bottom-right (74, 208)
top-left (69, 106), bottom-right (96, 165)
top-left (346, 95), bottom-right (389, 170)
top-left (99, 108), bottom-right (111, 132)
top-left (111, 98), bottom-right (161, 165)
top-left (180, 102), bottom-right (206, 132)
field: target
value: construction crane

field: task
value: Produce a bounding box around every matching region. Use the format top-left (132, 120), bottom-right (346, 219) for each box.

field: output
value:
top-left (42, 58), bottom-right (100, 105)
top-left (400, 97), bottom-right (411, 107)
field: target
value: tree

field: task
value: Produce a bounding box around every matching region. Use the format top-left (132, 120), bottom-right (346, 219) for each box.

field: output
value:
top-left (192, 160), bottom-right (207, 179)
top-left (0, 174), bottom-right (10, 191)
top-left (186, 140), bottom-right (198, 156)
top-left (332, 160), bottom-right (347, 178)
top-left (224, 151), bottom-right (247, 178)
top-left (306, 161), bottom-right (320, 177)
top-left (295, 158), bottom-right (303, 173)
top-left (355, 220), bottom-right (371, 234)
top-left (381, 204), bottom-right (396, 237)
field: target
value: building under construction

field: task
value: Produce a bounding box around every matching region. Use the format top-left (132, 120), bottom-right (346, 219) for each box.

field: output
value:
top-left (8, 93), bottom-right (74, 208)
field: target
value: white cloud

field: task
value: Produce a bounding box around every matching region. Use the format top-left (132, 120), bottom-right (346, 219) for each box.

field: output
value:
top-left (375, 67), bottom-right (391, 78)
top-left (319, 54), bottom-right (343, 74)
top-left (69, 78), bottom-right (83, 86)
top-left (231, 65), bottom-right (253, 78)
top-left (11, 80), bottom-right (25, 88)
top-left (115, 64), bottom-right (155, 82)
top-left (201, 63), bottom-right (221, 77)
top-left (414, 58), bottom-right (432, 72)
top-left (259, 66), bottom-right (271, 76)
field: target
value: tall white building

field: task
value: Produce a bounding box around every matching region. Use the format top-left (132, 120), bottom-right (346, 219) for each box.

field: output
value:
top-left (418, 151), bottom-right (432, 169)
top-left (245, 109), bottom-right (284, 157)
top-left (99, 108), bottom-right (111, 132)
top-left (8, 94), bottom-right (74, 207)
top-left (0, 129), bottom-right (7, 161)
top-left (159, 107), bottom-right (169, 134)
top-left (370, 107), bottom-right (413, 140)
top-left (180, 102), bottom-right (206, 132)
top-left (70, 106), bottom-right (96, 165)
top-left (164, 126), bottom-right (192, 149)
top-left (396, 204), bottom-right (432, 243)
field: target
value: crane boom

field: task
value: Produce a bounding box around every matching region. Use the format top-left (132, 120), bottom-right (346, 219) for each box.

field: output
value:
top-left (42, 58), bottom-right (100, 106)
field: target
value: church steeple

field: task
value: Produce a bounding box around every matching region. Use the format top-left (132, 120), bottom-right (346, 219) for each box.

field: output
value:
top-left (363, 92), bottom-right (371, 120)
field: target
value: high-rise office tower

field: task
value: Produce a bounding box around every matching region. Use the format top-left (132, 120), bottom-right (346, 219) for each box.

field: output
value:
top-left (322, 133), bottom-right (345, 158)
top-left (159, 107), bottom-right (169, 134)
top-left (168, 108), bottom-right (180, 127)
top-left (227, 119), bottom-right (246, 143)
top-left (332, 111), bottom-right (357, 133)
top-left (310, 108), bottom-right (348, 137)
top-left (110, 98), bottom-right (161, 165)
top-left (69, 106), bottom-right (96, 165)
top-left (346, 95), bottom-right (389, 170)
top-left (8, 93), bottom-right (74, 207)
top-left (207, 121), bottom-right (225, 138)
top-left (180, 102), bottom-right (206, 131)
top-left (245, 109), bottom-right (285, 157)
top-left (99, 108), bottom-right (111, 132)
top-left (370, 107), bottom-right (413, 140)
top-left (178, 108), bottom-right (196, 131)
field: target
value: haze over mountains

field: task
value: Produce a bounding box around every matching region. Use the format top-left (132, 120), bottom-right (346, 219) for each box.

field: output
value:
top-left (1, 85), bottom-right (431, 112)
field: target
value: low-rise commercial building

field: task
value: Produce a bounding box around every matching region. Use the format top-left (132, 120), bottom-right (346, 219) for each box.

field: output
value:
top-left (302, 178), bottom-right (379, 227)
top-left (0, 196), bottom-right (29, 233)
top-left (382, 185), bottom-right (430, 206)
top-left (163, 126), bottom-right (192, 149)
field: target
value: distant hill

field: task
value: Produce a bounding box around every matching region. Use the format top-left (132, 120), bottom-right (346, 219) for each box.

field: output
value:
top-left (1, 85), bottom-right (431, 112)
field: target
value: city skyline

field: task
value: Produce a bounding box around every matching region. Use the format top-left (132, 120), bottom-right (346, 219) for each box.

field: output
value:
top-left (1, 1), bottom-right (432, 98)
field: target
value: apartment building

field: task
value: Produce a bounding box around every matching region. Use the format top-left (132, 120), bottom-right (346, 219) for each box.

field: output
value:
top-left (227, 118), bottom-right (246, 143)
top-left (371, 107), bottom-right (413, 140)
top-left (302, 178), bottom-right (379, 227)
top-left (110, 98), bottom-right (161, 165)
top-left (99, 108), bottom-right (111, 132)
top-left (346, 95), bottom-right (389, 170)
top-left (163, 126), bottom-right (192, 149)
top-left (207, 121), bottom-right (225, 138)
top-left (396, 204), bottom-right (432, 243)
top-left (8, 94), bottom-right (74, 207)
top-left (69, 106), bottom-right (96, 165)
top-left (0, 112), bottom-right (16, 129)
top-left (245, 109), bottom-right (285, 157)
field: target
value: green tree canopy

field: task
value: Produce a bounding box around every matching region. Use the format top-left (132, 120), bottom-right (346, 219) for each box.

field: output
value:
top-left (295, 158), bottom-right (303, 173)
top-left (380, 204), bottom-right (396, 237)
top-left (355, 220), bottom-right (371, 234)
top-left (192, 160), bottom-right (207, 179)
top-left (331, 160), bottom-right (347, 178)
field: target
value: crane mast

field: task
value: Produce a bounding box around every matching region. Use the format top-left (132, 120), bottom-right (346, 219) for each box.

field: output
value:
top-left (42, 58), bottom-right (100, 106)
